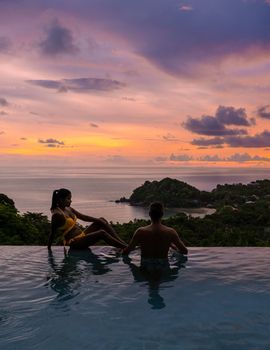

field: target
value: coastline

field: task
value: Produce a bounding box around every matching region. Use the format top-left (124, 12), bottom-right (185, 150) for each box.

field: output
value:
top-left (1, 165), bottom-right (270, 222)
top-left (166, 207), bottom-right (216, 218)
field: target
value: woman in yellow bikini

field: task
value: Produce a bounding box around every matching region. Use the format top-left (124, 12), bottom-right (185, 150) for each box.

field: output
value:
top-left (47, 188), bottom-right (127, 250)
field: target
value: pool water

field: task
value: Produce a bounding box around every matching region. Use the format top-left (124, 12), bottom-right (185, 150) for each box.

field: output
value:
top-left (0, 247), bottom-right (270, 350)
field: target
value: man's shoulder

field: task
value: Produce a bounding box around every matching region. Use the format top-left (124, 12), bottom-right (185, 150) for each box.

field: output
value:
top-left (135, 225), bottom-right (150, 234)
top-left (161, 224), bottom-right (177, 235)
top-left (159, 223), bottom-right (172, 230)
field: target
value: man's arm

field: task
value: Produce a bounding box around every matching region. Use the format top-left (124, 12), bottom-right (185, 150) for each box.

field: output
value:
top-left (122, 229), bottom-right (140, 255)
top-left (171, 230), bottom-right (188, 255)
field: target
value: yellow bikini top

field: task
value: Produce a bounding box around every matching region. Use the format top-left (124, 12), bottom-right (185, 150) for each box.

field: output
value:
top-left (56, 208), bottom-right (77, 239)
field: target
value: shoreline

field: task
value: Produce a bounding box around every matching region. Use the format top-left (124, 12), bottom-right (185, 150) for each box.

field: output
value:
top-left (165, 207), bottom-right (216, 218)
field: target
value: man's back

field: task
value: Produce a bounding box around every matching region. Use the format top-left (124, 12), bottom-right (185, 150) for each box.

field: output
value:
top-left (122, 202), bottom-right (188, 258)
top-left (123, 222), bottom-right (188, 258)
top-left (135, 223), bottom-right (176, 258)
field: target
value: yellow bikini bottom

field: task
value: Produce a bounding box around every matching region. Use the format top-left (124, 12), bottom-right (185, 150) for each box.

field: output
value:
top-left (65, 232), bottom-right (86, 246)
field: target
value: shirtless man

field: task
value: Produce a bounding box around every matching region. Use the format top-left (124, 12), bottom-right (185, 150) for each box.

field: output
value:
top-left (122, 202), bottom-right (188, 258)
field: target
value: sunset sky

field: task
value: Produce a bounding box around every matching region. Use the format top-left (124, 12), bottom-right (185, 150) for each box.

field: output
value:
top-left (1, 0), bottom-right (270, 167)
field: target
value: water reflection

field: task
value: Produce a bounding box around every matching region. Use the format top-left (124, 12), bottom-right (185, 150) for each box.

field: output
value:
top-left (47, 248), bottom-right (187, 309)
top-left (47, 248), bottom-right (120, 300)
top-left (123, 252), bottom-right (187, 309)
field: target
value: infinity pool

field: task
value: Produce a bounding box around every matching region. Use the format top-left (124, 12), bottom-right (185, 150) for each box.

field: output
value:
top-left (0, 247), bottom-right (270, 350)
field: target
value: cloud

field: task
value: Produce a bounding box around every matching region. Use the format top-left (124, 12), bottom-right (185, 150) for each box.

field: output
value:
top-left (182, 105), bottom-right (253, 136)
top-left (144, 0), bottom-right (270, 76)
top-left (199, 155), bottom-right (223, 162)
top-left (123, 70), bottom-right (139, 77)
top-left (27, 80), bottom-right (61, 90)
top-left (191, 137), bottom-right (225, 146)
top-left (26, 78), bottom-right (125, 93)
top-left (183, 115), bottom-right (247, 136)
top-left (20, 137), bottom-right (27, 140)
top-left (192, 130), bottom-right (270, 148)
top-left (215, 106), bottom-right (251, 126)
top-left (225, 130), bottom-right (270, 148)
top-left (2, 1), bottom-right (270, 78)
top-left (212, 145), bottom-right (224, 149)
top-left (0, 111), bottom-right (8, 115)
top-left (66, 0), bottom-right (270, 76)
top-left (0, 97), bottom-right (9, 106)
top-left (0, 131), bottom-right (5, 135)
top-left (227, 153), bottom-right (270, 162)
top-left (122, 97), bottom-right (136, 101)
top-left (170, 153), bottom-right (192, 161)
top-left (257, 105), bottom-right (270, 119)
top-left (39, 19), bottom-right (78, 56)
top-left (154, 156), bottom-right (168, 162)
top-left (250, 117), bottom-right (256, 125)
top-left (105, 155), bottom-right (128, 163)
top-left (163, 133), bottom-right (179, 141)
top-left (179, 5), bottom-right (193, 12)
top-left (0, 36), bottom-right (11, 53)
top-left (38, 138), bottom-right (64, 145)
top-left (198, 153), bottom-right (270, 162)
top-left (90, 123), bottom-right (99, 128)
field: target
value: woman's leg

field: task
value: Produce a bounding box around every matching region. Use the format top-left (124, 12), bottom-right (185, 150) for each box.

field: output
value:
top-left (98, 218), bottom-right (126, 245)
top-left (70, 229), bottom-right (127, 250)
top-left (84, 219), bottom-right (126, 245)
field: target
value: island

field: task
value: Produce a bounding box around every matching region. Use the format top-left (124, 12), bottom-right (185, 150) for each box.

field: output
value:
top-left (116, 177), bottom-right (270, 209)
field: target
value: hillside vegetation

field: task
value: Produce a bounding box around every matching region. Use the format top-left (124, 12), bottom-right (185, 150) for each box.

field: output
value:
top-left (117, 177), bottom-right (270, 209)
top-left (1, 177), bottom-right (270, 247)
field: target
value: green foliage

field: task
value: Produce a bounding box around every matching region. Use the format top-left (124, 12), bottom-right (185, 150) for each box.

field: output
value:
top-left (211, 180), bottom-right (270, 207)
top-left (0, 193), bottom-right (17, 211)
top-left (130, 178), bottom-right (201, 207)
top-left (113, 219), bottom-right (150, 242)
top-left (22, 212), bottom-right (51, 245)
top-left (114, 200), bottom-right (270, 247)
top-left (0, 194), bottom-right (50, 245)
top-left (125, 177), bottom-right (270, 209)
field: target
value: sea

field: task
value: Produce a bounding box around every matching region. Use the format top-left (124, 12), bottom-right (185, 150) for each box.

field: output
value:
top-left (0, 166), bottom-right (269, 223)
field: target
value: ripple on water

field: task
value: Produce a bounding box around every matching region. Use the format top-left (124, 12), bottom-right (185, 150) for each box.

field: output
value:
top-left (1, 246), bottom-right (270, 350)
top-left (0, 310), bottom-right (13, 327)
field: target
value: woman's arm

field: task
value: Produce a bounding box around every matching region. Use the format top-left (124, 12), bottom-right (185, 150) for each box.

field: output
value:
top-left (122, 229), bottom-right (140, 255)
top-left (70, 207), bottom-right (103, 224)
top-left (48, 213), bottom-right (65, 250)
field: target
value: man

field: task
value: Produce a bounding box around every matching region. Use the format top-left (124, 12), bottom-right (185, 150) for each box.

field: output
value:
top-left (122, 202), bottom-right (188, 258)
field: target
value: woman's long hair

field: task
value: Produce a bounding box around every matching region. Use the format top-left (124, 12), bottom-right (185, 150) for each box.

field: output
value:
top-left (50, 188), bottom-right (71, 212)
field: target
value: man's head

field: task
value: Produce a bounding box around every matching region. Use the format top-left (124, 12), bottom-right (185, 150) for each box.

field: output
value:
top-left (149, 202), bottom-right (164, 222)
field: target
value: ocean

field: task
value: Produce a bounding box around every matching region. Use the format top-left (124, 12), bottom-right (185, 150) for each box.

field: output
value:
top-left (0, 166), bottom-right (269, 223)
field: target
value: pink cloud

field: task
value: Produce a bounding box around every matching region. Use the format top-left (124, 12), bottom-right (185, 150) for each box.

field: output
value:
top-left (179, 5), bottom-right (193, 11)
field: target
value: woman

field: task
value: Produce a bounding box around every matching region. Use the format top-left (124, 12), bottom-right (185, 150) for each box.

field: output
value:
top-left (47, 188), bottom-right (127, 250)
